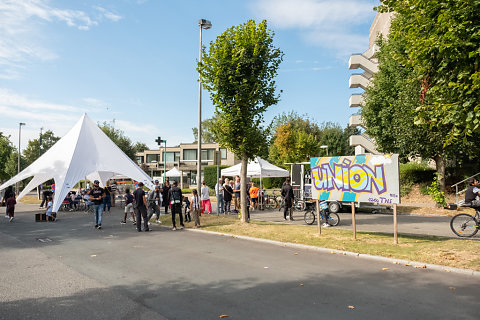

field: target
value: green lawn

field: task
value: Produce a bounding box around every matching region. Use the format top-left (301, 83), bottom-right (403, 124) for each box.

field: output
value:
top-left (159, 214), bottom-right (480, 271)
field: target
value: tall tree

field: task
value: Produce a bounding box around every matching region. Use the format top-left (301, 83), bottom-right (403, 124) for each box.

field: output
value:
top-left (23, 130), bottom-right (60, 166)
top-left (199, 20), bottom-right (283, 222)
top-left (99, 122), bottom-right (144, 161)
top-left (361, 29), bottom-right (470, 191)
top-left (192, 116), bottom-right (219, 143)
top-left (269, 112), bottom-right (354, 168)
top-left (0, 133), bottom-right (15, 181)
top-left (378, 0), bottom-right (480, 147)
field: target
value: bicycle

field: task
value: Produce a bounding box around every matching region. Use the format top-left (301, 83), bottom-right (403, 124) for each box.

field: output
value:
top-left (262, 192), bottom-right (278, 209)
top-left (450, 206), bottom-right (480, 237)
top-left (304, 201), bottom-right (340, 226)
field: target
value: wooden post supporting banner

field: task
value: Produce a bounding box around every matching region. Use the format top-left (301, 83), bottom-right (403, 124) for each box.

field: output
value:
top-left (393, 203), bottom-right (398, 244)
top-left (351, 202), bottom-right (357, 240)
top-left (316, 200), bottom-right (321, 235)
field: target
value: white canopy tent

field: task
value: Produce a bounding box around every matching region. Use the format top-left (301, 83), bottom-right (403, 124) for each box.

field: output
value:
top-left (221, 157), bottom-right (289, 189)
top-left (162, 167), bottom-right (186, 177)
top-left (0, 114), bottom-right (154, 213)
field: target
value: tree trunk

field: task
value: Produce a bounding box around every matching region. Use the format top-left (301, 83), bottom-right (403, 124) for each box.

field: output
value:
top-left (240, 154), bottom-right (249, 223)
top-left (433, 154), bottom-right (446, 193)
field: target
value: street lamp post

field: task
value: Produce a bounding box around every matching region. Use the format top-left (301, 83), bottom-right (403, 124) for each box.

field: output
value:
top-left (155, 137), bottom-right (167, 183)
top-left (197, 18), bottom-right (212, 194)
top-left (17, 122), bottom-right (25, 195)
top-left (320, 145), bottom-right (329, 156)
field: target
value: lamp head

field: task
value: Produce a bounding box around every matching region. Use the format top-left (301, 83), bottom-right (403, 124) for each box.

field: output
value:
top-left (199, 19), bottom-right (212, 29)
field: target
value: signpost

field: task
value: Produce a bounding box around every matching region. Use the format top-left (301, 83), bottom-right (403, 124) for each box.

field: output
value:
top-left (310, 154), bottom-right (400, 242)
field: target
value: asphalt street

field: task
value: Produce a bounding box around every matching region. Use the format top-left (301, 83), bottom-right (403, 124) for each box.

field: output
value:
top-left (0, 205), bottom-right (479, 319)
top-left (249, 208), bottom-right (467, 239)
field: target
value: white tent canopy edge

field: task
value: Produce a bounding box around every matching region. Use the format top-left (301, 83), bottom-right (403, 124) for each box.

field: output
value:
top-left (0, 114), bottom-right (154, 213)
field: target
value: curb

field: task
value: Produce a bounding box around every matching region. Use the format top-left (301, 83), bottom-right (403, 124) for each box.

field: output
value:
top-left (183, 227), bottom-right (480, 277)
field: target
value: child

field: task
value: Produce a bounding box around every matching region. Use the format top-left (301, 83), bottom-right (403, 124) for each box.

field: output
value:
top-left (183, 196), bottom-right (191, 222)
top-left (122, 188), bottom-right (136, 225)
top-left (45, 196), bottom-right (54, 222)
top-left (190, 189), bottom-right (201, 228)
top-left (6, 195), bottom-right (16, 222)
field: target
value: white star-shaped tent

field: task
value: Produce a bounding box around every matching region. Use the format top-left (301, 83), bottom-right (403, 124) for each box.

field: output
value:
top-left (0, 114), bottom-right (154, 213)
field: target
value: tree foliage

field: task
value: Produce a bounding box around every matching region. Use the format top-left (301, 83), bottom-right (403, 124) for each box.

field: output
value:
top-left (378, 0), bottom-right (480, 146)
top-left (192, 115), bottom-right (219, 143)
top-left (362, 5), bottom-right (478, 191)
top-left (99, 123), bottom-right (146, 160)
top-left (269, 112), bottom-right (357, 168)
top-left (23, 130), bottom-right (60, 167)
top-left (199, 20), bottom-right (283, 222)
top-left (0, 133), bottom-right (15, 181)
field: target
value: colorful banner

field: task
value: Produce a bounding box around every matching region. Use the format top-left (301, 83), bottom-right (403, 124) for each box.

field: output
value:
top-left (310, 154), bottom-right (400, 204)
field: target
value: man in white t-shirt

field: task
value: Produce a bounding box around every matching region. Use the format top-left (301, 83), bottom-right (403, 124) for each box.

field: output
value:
top-left (215, 178), bottom-right (224, 214)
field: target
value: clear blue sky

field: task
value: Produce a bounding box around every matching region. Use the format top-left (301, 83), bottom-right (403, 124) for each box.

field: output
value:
top-left (0, 0), bottom-right (378, 150)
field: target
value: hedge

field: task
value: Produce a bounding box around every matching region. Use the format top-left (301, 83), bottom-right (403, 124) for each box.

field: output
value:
top-left (204, 165), bottom-right (230, 189)
top-left (399, 162), bottom-right (436, 196)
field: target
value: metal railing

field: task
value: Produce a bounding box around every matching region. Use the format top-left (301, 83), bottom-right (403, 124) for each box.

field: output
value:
top-left (452, 172), bottom-right (480, 205)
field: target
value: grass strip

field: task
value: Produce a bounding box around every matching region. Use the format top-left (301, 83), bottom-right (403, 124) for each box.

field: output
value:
top-left (159, 214), bottom-right (480, 271)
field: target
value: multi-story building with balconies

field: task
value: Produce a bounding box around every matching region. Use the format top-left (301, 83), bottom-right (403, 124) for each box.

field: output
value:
top-left (348, 11), bottom-right (394, 155)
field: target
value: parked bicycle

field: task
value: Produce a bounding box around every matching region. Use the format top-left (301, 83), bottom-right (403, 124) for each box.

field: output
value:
top-left (304, 201), bottom-right (340, 226)
top-left (450, 206), bottom-right (480, 237)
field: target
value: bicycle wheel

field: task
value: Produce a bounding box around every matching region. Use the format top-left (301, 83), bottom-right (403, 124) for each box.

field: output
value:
top-left (304, 210), bottom-right (316, 225)
top-left (294, 200), bottom-right (306, 211)
top-left (266, 198), bottom-right (276, 209)
top-left (326, 212), bottom-right (340, 226)
top-left (450, 214), bottom-right (479, 237)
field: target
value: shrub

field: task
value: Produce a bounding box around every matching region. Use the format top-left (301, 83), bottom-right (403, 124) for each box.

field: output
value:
top-left (252, 177), bottom-right (285, 189)
top-left (426, 176), bottom-right (447, 207)
top-left (204, 165), bottom-right (230, 189)
top-left (399, 162), bottom-right (435, 196)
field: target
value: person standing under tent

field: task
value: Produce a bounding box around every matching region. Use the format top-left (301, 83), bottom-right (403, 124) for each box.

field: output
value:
top-left (88, 180), bottom-right (106, 229)
top-left (223, 178), bottom-right (233, 213)
top-left (103, 181), bottom-right (112, 214)
top-left (133, 182), bottom-right (149, 232)
top-left (201, 181), bottom-right (212, 214)
top-left (249, 181), bottom-right (259, 210)
top-left (215, 178), bottom-right (224, 214)
top-left (233, 175), bottom-right (241, 213)
top-left (281, 177), bottom-right (295, 221)
top-left (110, 181), bottom-right (117, 207)
top-left (168, 181), bottom-right (184, 230)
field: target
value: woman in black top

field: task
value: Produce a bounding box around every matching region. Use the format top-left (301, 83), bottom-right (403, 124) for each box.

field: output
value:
top-left (223, 179), bottom-right (233, 213)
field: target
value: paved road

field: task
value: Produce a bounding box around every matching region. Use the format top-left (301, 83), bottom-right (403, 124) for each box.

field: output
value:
top-left (0, 205), bottom-right (479, 319)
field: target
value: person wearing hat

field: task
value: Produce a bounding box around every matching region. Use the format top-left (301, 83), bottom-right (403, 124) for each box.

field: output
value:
top-left (88, 180), bottom-right (106, 229)
top-left (133, 182), bottom-right (150, 232)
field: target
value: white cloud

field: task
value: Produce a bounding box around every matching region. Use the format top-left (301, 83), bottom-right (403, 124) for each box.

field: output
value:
top-left (0, 0), bottom-right (121, 78)
top-left (0, 89), bottom-right (159, 150)
top-left (93, 6), bottom-right (123, 22)
top-left (251, 0), bottom-right (377, 57)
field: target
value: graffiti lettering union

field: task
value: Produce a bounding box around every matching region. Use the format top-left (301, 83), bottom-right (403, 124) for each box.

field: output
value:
top-left (312, 162), bottom-right (386, 194)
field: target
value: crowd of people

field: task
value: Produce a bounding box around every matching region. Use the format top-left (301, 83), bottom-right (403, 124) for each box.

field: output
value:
top-left (1, 176), bottom-right (297, 230)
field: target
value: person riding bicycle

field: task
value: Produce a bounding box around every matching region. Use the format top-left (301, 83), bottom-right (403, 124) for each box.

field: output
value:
top-left (465, 178), bottom-right (480, 207)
